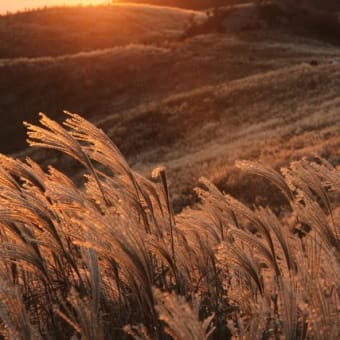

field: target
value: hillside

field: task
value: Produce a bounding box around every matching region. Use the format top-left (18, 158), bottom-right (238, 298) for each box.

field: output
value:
top-left (0, 3), bottom-right (205, 58)
top-left (82, 34), bottom-right (340, 208)
top-left (1, 2), bottom-right (340, 211)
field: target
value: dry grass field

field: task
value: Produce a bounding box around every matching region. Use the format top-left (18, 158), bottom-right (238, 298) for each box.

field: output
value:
top-left (4, 5), bottom-right (338, 209)
top-left (0, 1), bottom-right (339, 339)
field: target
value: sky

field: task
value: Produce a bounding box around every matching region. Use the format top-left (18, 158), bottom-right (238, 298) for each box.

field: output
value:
top-left (0, 0), bottom-right (109, 14)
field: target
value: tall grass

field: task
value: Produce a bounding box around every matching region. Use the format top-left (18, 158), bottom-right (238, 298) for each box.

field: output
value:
top-left (0, 112), bottom-right (338, 339)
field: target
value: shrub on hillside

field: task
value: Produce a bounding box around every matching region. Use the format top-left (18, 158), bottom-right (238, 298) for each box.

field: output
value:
top-left (0, 112), bottom-right (338, 338)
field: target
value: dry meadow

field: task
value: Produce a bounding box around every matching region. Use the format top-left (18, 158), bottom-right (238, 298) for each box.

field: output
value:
top-left (0, 1), bottom-right (339, 339)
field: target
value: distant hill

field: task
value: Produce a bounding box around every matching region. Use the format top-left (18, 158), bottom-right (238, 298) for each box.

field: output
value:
top-left (0, 3), bottom-right (205, 58)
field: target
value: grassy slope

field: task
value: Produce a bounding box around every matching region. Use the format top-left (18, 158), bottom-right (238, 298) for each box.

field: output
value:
top-left (98, 33), bottom-right (340, 208)
top-left (1, 3), bottom-right (339, 210)
top-left (0, 3), bottom-right (205, 58)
